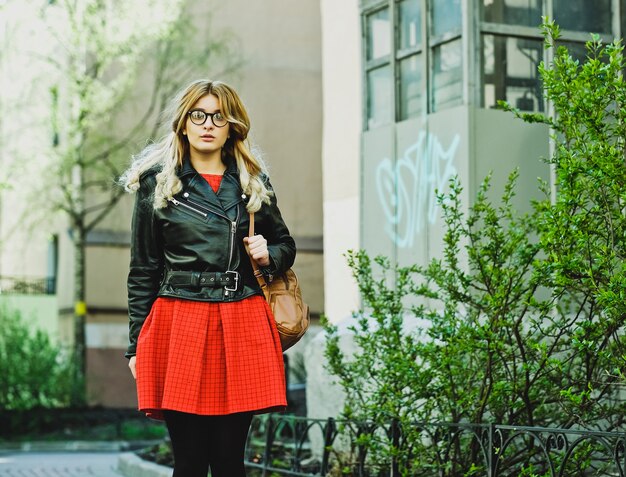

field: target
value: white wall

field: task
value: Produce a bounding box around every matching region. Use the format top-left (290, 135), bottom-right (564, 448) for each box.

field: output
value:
top-left (188, 0), bottom-right (325, 315)
top-left (0, 295), bottom-right (59, 339)
top-left (0, 1), bottom-right (64, 281)
top-left (320, 0), bottom-right (362, 323)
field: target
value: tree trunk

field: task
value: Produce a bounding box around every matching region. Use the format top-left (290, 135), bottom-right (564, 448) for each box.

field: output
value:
top-left (72, 162), bottom-right (87, 406)
top-left (74, 230), bottom-right (86, 370)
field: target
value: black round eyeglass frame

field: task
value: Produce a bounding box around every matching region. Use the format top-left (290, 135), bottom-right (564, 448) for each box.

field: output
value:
top-left (187, 109), bottom-right (228, 128)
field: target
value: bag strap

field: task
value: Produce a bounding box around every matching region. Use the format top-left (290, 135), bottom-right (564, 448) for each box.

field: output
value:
top-left (247, 212), bottom-right (269, 291)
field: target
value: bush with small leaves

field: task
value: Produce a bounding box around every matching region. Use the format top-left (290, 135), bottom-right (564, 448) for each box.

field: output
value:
top-left (325, 18), bottom-right (626, 477)
top-left (0, 306), bottom-right (81, 410)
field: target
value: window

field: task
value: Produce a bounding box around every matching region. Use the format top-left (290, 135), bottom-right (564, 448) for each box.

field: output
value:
top-left (366, 8), bottom-right (391, 60)
top-left (363, 0), bottom-right (467, 127)
top-left (430, 0), bottom-right (463, 112)
top-left (398, 0), bottom-right (421, 50)
top-left (364, 0), bottom-right (426, 128)
top-left (46, 235), bottom-right (58, 294)
top-left (557, 40), bottom-right (591, 65)
top-left (553, 0), bottom-right (612, 34)
top-left (482, 0), bottom-right (542, 27)
top-left (399, 54), bottom-right (423, 119)
top-left (367, 66), bottom-right (393, 128)
top-left (432, 38), bottom-right (463, 111)
top-left (431, 0), bottom-right (462, 37)
top-left (482, 35), bottom-right (543, 111)
top-left (397, 0), bottom-right (423, 120)
top-left (479, 0), bottom-right (617, 112)
top-left (623, 0), bottom-right (626, 41)
top-left (365, 6), bottom-right (392, 128)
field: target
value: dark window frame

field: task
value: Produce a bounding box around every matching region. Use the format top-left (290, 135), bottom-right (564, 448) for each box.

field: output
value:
top-left (478, 0), bottom-right (618, 112)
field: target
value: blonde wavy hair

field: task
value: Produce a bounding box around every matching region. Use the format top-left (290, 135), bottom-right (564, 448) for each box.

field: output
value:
top-left (121, 79), bottom-right (272, 212)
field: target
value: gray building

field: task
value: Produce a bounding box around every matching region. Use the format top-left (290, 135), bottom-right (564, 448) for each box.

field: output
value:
top-left (320, 0), bottom-right (623, 324)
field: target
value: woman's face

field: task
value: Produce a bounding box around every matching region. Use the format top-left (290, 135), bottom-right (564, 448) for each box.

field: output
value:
top-left (184, 93), bottom-right (230, 161)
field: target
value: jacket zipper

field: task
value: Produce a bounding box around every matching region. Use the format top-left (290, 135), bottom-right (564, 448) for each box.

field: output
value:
top-left (226, 205), bottom-right (241, 271)
top-left (183, 194), bottom-right (233, 224)
top-left (223, 206), bottom-right (241, 298)
top-left (169, 198), bottom-right (208, 218)
top-left (184, 194), bottom-right (211, 213)
top-left (181, 192), bottom-right (240, 264)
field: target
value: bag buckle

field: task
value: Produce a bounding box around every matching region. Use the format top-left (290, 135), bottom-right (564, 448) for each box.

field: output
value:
top-left (224, 270), bottom-right (240, 292)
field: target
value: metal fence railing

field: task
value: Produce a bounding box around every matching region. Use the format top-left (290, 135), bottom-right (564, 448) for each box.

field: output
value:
top-left (244, 414), bottom-right (626, 476)
top-left (0, 276), bottom-right (56, 295)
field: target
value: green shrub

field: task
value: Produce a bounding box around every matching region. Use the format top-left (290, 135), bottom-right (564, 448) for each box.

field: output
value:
top-left (0, 306), bottom-right (81, 410)
top-left (324, 19), bottom-right (626, 477)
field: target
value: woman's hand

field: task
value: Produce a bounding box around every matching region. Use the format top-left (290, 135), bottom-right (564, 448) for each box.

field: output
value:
top-left (129, 356), bottom-right (137, 379)
top-left (244, 235), bottom-right (270, 266)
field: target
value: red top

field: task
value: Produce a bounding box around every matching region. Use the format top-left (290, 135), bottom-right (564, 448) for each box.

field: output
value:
top-left (201, 173), bottom-right (222, 192)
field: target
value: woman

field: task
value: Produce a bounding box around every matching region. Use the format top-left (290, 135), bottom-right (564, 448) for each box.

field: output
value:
top-left (121, 79), bottom-right (295, 477)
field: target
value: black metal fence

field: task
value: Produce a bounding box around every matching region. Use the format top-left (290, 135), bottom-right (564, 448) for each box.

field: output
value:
top-left (0, 276), bottom-right (56, 295)
top-left (244, 414), bottom-right (626, 476)
top-left (0, 407), bottom-right (162, 441)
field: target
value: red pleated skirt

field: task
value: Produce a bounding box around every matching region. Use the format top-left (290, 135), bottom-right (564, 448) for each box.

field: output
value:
top-left (135, 295), bottom-right (287, 420)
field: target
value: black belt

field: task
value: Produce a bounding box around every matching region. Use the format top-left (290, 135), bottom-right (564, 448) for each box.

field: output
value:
top-left (165, 270), bottom-right (240, 291)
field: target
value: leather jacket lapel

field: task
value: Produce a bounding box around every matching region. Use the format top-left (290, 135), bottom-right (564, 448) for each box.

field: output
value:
top-left (178, 158), bottom-right (243, 218)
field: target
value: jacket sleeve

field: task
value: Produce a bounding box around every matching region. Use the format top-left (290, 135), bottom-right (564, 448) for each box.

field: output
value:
top-left (126, 174), bottom-right (163, 358)
top-left (258, 179), bottom-right (296, 277)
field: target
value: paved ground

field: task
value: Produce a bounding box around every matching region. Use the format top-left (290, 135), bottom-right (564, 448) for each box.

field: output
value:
top-left (0, 452), bottom-right (124, 477)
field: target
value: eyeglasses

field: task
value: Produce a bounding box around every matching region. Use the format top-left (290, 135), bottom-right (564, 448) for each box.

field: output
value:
top-left (188, 109), bottom-right (228, 128)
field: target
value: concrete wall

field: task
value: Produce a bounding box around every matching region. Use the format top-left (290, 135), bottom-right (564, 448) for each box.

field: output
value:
top-left (85, 310), bottom-right (136, 408)
top-left (0, 294), bottom-right (59, 339)
top-left (360, 105), bottom-right (549, 269)
top-left (200, 0), bottom-right (324, 316)
top-left (471, 107), bottom-right (550, 210)
top-left (320, 0), bottom-right (362, 324)
top-left (361, 107), bottom-right (471, 266)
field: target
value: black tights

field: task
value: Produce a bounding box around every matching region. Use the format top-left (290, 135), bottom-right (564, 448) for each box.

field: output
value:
top-left (163, 410), bottom-right (253, 477)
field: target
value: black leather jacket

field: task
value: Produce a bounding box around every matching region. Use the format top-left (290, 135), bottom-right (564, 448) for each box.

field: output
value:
top-left (126, 158), bottom-right (296, 357)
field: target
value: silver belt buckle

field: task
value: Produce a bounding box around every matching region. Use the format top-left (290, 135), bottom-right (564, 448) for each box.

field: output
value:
top-left (224, 270), bottom-right (239, 292)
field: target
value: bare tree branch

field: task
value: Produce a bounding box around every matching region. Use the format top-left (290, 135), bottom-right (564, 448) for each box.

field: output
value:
top-left (85, 188), bottom-right (125, 233)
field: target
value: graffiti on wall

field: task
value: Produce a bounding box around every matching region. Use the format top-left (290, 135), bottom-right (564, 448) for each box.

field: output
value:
top-left (376, 131), bottom-right (460, 248)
